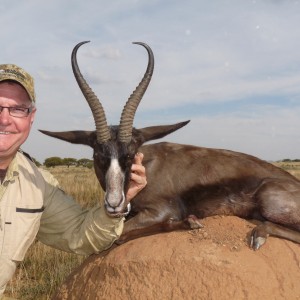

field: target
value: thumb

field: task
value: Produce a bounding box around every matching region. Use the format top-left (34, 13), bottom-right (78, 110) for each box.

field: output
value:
top-left (134, 152), bottom-right (144, 165)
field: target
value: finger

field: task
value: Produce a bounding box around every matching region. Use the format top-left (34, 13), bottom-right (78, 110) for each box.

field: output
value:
top-left (131, 164), bottom-right (146, 176)
top-left (131, 172), bottom-right (147, 187)
top-left (133, 152), bottom-right (144, 165)
top-left (130, 172), bottom-right (140, 183)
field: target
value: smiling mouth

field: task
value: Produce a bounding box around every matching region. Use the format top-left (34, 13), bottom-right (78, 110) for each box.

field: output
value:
top-left (0, 131), bottom-right (15, 135)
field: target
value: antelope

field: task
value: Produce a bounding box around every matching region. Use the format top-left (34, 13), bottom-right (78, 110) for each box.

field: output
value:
top-left (40, 41), bottom-right (300, 250)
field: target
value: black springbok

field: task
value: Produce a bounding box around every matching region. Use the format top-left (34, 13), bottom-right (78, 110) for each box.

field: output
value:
top-left (40, 41), bottom-right (300, 250)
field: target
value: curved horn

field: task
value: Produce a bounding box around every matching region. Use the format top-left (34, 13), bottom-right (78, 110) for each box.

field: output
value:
top-left (118, 42), bottom-right (154, 143)
top-left (72, 41), bottom-right (111, 144)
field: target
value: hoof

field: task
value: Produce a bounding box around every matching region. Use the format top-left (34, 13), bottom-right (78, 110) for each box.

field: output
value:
top-left (187, 215), bottom-right (204, 229)
top-left (250, 226), bottom-right (268, 250)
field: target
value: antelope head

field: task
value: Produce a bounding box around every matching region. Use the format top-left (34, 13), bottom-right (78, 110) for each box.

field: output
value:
top-left (40, 41), bottom-right (189, 217)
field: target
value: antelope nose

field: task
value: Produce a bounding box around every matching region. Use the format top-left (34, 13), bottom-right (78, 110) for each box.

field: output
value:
top-left (105, 193), bottom-right (125, 209)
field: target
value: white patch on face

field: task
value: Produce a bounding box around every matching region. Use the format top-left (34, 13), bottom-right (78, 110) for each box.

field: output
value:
top-left (105, 158), bottom-right (126, 213)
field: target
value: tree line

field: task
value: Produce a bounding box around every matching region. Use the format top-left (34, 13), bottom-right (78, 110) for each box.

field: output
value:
top-left (32, 157), bottom-right (300, 169)
top-left (281, 159), bottom-right (300, 162)
top-left (33, 157), bottom-right (94, 168)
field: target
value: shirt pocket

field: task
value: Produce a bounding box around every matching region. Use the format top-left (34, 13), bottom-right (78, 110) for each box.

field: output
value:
top-left (11, 206), bottom-right (44, 261)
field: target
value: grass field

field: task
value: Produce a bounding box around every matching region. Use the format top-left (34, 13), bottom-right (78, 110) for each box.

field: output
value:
top-left (4, 162), bottom-right (300, 299)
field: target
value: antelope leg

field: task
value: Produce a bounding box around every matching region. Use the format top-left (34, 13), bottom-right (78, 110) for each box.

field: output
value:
top-left (250, 221), bottom-right (300, 250)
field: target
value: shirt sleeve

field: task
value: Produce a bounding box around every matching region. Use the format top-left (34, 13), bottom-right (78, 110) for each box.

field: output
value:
top-left (37, 170), bottom-right (124, 255)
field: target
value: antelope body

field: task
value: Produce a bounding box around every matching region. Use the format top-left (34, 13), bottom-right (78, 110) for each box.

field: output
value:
top-left (40, 41), bottom-right (300, 250)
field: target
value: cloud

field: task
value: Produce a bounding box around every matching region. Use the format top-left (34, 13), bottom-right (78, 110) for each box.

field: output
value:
top-left (1, 0), bottom-right (300, 162)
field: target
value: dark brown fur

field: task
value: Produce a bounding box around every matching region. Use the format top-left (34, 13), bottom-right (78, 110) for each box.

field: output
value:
top-left (120, 141), bottom-right (300, 250)
top-left (40, 126), bottom-right (300, 250)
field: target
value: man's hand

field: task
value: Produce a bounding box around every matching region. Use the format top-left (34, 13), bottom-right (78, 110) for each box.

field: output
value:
top-left (126, 153), bottom-right (147, 201)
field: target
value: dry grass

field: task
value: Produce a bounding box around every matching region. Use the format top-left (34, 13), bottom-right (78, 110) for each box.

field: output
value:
top-left (48, 165), bottom-right (104, 208)
top-left (4, 162), bottom-right (300, 299)
top-left (273, 161), bottom-right (300, 179)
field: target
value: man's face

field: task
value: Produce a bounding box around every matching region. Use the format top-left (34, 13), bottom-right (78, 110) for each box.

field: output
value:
top-left (0, 81), bottom-right (36, 162)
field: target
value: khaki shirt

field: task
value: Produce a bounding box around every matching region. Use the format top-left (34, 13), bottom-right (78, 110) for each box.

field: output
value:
top-left (0, 151), bottom-right (124, 297)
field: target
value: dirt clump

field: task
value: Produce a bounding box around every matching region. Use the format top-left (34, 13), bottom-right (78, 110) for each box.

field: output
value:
top-left (53, 216), bottom-right (300, 300)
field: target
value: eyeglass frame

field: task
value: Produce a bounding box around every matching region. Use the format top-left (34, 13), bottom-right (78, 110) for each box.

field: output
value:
top-left (0, 105), bottom-right (34, 118)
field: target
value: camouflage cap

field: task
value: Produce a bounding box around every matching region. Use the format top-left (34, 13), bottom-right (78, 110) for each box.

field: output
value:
top-left (0, 64), bottom-right (35, 102)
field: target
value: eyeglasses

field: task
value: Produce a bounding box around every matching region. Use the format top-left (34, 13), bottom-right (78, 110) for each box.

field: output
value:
top-left (0, 106), bottom-right (33, 118)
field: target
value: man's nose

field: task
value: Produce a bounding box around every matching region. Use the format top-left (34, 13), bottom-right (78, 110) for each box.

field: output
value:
top-left (0, 108), bottom-right (11, 124)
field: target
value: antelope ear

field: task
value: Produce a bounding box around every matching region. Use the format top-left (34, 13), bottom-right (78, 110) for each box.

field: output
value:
top-left (39, 130), bottom-right (96, 147)
top-left (138, 120), bottom-right (190, 142)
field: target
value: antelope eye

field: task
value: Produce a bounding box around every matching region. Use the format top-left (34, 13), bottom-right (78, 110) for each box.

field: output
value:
top-left (127, 154), bottom-right (135, 160)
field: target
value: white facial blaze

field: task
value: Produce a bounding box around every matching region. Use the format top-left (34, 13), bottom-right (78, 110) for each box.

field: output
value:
top-left (105, 158), bottom-right (125, 212)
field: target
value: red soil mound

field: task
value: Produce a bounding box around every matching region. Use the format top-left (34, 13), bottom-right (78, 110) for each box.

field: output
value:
top-left (53, 216), bottom-right (300, 300)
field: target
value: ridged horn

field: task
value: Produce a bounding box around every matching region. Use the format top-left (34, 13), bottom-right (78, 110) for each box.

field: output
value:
top-left (118, 42), bottom-right (154, 143)
top-left (72, 41), bottom-right (111, 144)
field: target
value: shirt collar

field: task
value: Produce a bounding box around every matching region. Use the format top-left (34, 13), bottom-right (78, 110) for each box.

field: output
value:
top-left (4, 154), bottom-right (19, 182)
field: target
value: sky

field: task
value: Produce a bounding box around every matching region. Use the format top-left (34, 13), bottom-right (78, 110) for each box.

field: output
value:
top-left (1, 0), bottom-right (300, 163)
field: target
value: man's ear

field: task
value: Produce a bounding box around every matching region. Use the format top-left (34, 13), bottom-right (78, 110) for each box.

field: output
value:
top-left (30, 108), bottom-right (36, 126)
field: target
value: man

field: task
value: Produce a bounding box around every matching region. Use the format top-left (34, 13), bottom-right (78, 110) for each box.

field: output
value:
top-left (0, 64), bottom-right (147, 298)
